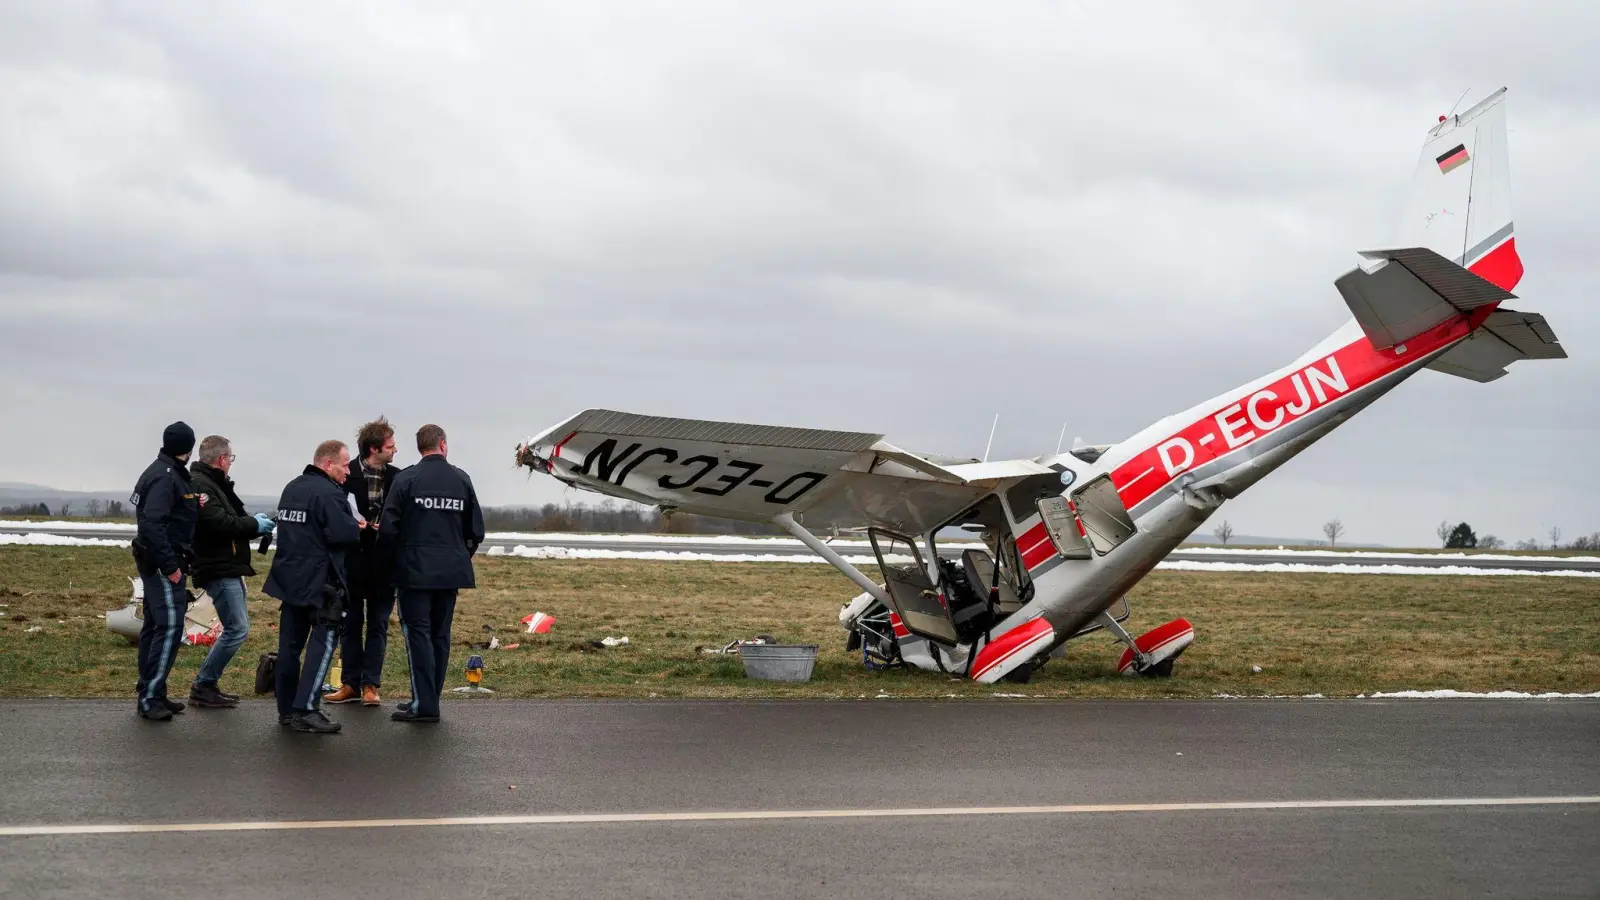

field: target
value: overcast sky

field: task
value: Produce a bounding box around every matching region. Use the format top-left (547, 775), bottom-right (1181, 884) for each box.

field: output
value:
top-left (2, 1), bottom-right (1595, 546)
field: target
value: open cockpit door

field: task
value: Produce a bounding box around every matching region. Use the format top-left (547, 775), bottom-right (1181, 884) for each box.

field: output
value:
top-left (1071, 475), bottom-right (1137, 554)
top-left (868, 530), bottom-right (958, 645)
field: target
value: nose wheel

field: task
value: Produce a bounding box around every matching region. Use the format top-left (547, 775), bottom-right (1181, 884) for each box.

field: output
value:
top-left (1102, 613), bottom-right (1195, 677)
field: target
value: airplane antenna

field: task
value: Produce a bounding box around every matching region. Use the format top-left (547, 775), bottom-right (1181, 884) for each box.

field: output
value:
top-left (1461, 127), bottom-right (1481, 265)
top-left (1446, 86), bottom-right (1471, 121)
top-left (1055, 423), bottom-right (1068, 455)
top-left (983, 414), bottom-right (999, 463)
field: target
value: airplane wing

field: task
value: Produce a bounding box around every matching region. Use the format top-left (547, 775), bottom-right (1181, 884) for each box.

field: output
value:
top-left (518, 409), bottom-right (1057, 535)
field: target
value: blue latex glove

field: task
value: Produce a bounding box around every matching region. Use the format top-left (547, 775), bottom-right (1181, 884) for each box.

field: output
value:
top-left (254, 513), bottom-right (276, 535)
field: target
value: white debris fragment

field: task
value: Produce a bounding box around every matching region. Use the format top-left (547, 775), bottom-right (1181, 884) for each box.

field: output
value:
top-left (1251, 665), bottom-right (1263, 673)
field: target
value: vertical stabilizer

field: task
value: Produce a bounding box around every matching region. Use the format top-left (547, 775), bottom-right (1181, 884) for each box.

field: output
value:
top-left (1397, 88), bottom-right (1522, 291)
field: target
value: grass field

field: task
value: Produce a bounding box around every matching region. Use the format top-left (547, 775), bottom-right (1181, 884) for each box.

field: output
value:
top-left (0, 546), bottom-right (1595, 700)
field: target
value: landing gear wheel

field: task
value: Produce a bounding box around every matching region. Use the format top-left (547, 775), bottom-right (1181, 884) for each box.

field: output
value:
top-left (1138, 658), bottom-right (1175, 678)
top-left (1000, 665), bottom-right (1034, 685)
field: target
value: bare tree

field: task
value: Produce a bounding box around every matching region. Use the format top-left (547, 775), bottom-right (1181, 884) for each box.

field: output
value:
top-left (1436, 520), bottom-right (1453, 547)
top-left (1549, 526), bottom-right (1563, 550)
top-left (85, 499), bottom-right (105, 518)
top-left (1322, 517), bottom-right (1346, 547)
top-left (1213, 520), bottom-right (1234, 544)
top-left (1478, 534), bottom-right (1503, 550)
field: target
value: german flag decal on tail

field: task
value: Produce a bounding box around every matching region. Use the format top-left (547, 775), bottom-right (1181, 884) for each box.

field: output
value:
top-left (1436, 143), bottom-right (1470, 174)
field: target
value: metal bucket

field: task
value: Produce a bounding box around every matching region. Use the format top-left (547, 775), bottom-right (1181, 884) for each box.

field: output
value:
top-left (737, 643), bottom-right (819, 682)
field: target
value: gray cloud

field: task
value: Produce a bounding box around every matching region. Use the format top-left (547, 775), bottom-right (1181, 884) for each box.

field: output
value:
top-left (1, 1), bottom-right (1595, 546)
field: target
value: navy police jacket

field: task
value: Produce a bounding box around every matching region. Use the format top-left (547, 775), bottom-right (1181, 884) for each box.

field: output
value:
top-left (131, 452), bottom-right (199, 577)
top-left (263, 465), bottom-right (362, 608)
top-left (380, 454), bottom-right (485, 590)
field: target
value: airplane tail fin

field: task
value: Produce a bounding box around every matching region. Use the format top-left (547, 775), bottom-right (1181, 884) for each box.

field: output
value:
top-left (1333, 89), bottom-right (1564, 381)
top-left (1398, 87), bottom-right (1522, 291)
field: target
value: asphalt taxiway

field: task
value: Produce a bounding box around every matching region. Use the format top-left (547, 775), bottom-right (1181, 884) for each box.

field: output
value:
top-left (0, 699), bottom-right (1595, 898)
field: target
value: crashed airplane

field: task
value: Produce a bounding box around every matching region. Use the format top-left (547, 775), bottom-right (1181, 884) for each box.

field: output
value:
top-left (515, 89), bottom-right (1564, 684)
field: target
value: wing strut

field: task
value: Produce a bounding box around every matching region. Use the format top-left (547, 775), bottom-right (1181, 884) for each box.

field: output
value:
top-left (773, 512), bottom-right (893, 607)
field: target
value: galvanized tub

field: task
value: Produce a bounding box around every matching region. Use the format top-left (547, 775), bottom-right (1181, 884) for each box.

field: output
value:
top-left (737, 643), bottom-right (819, 682)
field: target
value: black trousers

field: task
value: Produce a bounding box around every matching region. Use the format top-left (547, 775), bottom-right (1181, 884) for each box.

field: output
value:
top-left (275, 603), bottom-right (338, 717)
top-left (397, 589), bottom-right (456, 717)
top-left (136, 568), bottom-right (188, 714)
top-left (340, 579), bottom-right (395, 689)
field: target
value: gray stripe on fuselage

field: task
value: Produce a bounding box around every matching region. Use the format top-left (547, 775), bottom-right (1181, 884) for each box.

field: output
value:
top-left (1456, 222), bottom-right (1514, 268)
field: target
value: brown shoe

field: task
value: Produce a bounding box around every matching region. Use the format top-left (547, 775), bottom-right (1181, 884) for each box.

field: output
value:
top-left (361, 686), bottom-right (380, 707)
top-left (323, 685), bottom-right (360, 704)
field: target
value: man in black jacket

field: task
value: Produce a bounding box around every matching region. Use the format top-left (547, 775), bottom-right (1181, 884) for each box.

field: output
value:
top-left (381, 424), bottom-right (484, 724)
top-left (130, 421), bottom-right (201, 722)
top-left (263, 440), bottom-right (362, 734)
top-left (325, 417), bottom-right (402, 707)
top-left (186, 435), bottom-right (276, 708)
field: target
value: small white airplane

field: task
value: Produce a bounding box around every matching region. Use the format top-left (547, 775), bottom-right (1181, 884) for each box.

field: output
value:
top-left (516, 89), bottom-right (1563, 684)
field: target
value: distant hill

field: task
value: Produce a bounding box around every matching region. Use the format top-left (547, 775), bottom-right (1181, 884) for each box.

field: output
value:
top-left (0, 482), bottom-right (276, 516)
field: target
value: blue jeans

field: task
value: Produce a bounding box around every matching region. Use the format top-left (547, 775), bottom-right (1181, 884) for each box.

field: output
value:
top-left (194, 577), bottom-right (250, 688)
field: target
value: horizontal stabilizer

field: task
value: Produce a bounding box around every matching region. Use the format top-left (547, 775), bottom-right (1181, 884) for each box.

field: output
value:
top-left (1426, 308), bottom-right (1566, 382)
top-left (1335, 246), bottom-right (1517, 349)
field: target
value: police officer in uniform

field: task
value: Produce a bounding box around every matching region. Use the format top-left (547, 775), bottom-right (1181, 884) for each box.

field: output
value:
top-left (381, 424), bottom-right (484, 724)
top-left (130, 422), bottom-right (201, 721)
top-left (263, 440), bottom-right (362, 734)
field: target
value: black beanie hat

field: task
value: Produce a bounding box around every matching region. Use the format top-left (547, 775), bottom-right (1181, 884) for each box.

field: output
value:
top-left (162, 421), bottom-right (196, 458)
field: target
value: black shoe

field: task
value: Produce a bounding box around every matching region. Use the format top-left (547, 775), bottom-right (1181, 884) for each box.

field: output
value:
top-left (279, 714), bottom-right (293, 727)
top-left (395, 700), bottom-right (412, 714)
top-left (290, 710), bottom-right (342, 734)
top-left (189, 684), bottom-right (238, 709)
top-left (139, 705), bottom-right (174, 722)
top-left (215, 687), bottom-right (242, 703)
top-left (163, 698), bottom-right (187, 714)
top-left (391, 709), bottom-right (440, 723)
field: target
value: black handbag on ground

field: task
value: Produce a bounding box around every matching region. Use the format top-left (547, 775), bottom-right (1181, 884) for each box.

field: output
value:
top-left (254, 652), bottom-right (277, 694)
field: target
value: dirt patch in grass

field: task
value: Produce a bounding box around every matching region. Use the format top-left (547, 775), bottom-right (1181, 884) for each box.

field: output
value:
top-left (0, 547), bottom-right (1594, 700)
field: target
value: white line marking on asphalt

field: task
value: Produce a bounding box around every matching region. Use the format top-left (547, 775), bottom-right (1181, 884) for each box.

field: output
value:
top-left (2, 796), bottom-right (1596, 837)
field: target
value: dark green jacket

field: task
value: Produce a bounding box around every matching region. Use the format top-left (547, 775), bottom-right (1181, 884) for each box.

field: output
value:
top-left (188, 462), bottom-right (258, 583)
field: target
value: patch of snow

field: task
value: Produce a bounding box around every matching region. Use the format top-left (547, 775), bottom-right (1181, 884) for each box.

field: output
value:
top-left (1158, 560), bottom-right (1599, 578)
top-left (1369, 689), bottom-right (1600, 699)
top-left (0, 520), bottom-right (136, 532)
top-left (490, 544), bottom-right (888, 565)
top-left (1213, 691), bottom-right (1598, 699)
top-left (990, 693), bottom-right (1030, 698)
top-left (1183, 546), bottom-right (1600, 563)
top-left (488, 544), bottom-right (1580, 575)
top-left (0, 532), bottom-right (130, 548)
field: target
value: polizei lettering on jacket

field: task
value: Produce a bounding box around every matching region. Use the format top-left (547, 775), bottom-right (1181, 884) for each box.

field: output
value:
top-left (1154, 355), bottom-right (1349, 479)
top-left (415, 496), bottom-right (466, 511)
top-left (277, 509), bottom-right (308, 523)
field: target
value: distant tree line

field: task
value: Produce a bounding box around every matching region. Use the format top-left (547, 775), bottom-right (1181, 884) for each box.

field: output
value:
top-left (1436, 520), bottom-right (1598, 551)
top-left (1, 500), bottom-right (125, 518)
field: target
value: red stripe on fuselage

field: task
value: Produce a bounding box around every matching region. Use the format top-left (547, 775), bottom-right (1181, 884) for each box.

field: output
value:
top-left (1110, 311), bottom-right (1479, 511)
top-left (1017, 524), bottom-right (1055, 570)
top-left (970, 616), bottom-right (1053, 681)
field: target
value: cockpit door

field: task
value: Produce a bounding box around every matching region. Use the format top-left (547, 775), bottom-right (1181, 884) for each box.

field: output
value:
top-left (868, 529), bottom-right (959, 645)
